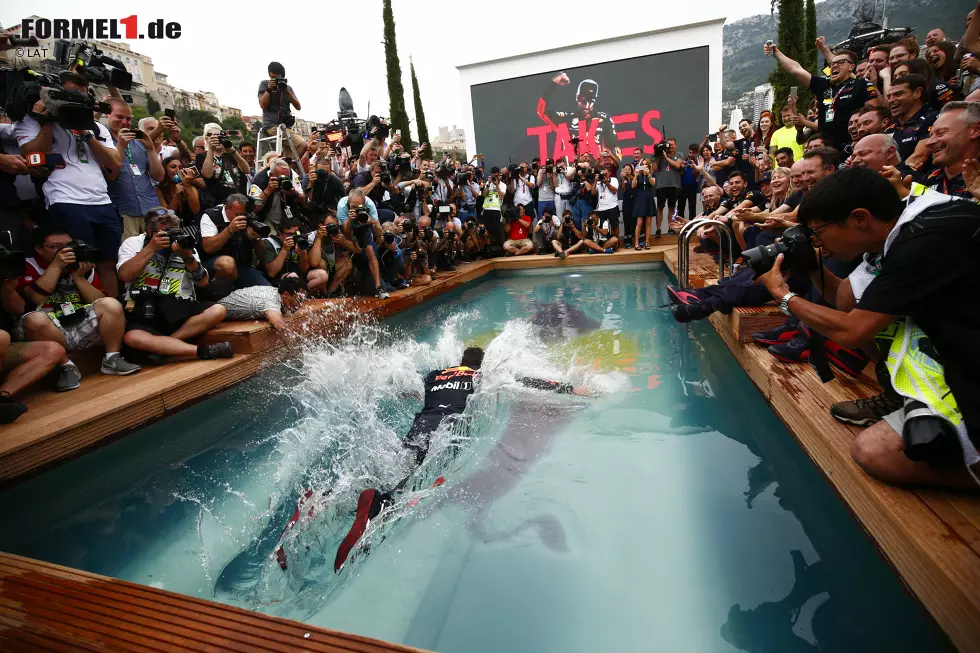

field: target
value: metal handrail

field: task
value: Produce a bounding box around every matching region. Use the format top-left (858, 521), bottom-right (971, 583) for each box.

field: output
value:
top-left (676, 219), bottom-right (737, 289)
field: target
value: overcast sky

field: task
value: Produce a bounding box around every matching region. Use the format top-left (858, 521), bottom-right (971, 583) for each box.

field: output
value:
top-left (3, 0), bottom-right (786, 138)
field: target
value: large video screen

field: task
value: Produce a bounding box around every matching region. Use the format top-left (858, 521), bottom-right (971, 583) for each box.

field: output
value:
top-left (471, 47), bottom-right (709, 168)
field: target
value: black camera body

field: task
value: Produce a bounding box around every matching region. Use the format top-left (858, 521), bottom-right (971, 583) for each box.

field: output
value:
top-left (380, 171), bottom-right (392, 184)
top-left (325, 222), bottom-right (341, 236)
top-left (741, 225), bottom-right (814, 275)
top-left (654, 140), bottom-right (670, 157)
top-left (53, 39), bottom-right (133, 90)
top-left (296, 233), bottom-right (314, 251)
top-left (273, 175), bottom-right (293, 191)
top-left (423, 228), bottom-right (435, 242)
top-left (129, 285), bottom-right (159, 321)
top-left (69, 240), bottom-right (100, 264)
top-left (383, 232), bottom-right (396, 245)
top-left (423, 171), bottom-right (435, 182)
top-left (164, 229), bottom-right (196, 250)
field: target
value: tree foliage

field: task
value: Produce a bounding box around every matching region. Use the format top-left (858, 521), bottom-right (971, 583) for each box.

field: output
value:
top-left (382, 0), bottom-right (411, 146)
top-left (805, 0), bottom-right (818, 72)
top-left (146, 96), bottom-right (161, 116)
top-left (173, 109), bottom-right (221, 149)
top-left (768, 0), bottom-right (810, 121)
top-left (410, 59), bottom-right (431, 160)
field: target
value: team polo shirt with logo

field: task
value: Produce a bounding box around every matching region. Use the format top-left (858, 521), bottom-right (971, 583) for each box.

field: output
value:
top-left (920, 167), bottom-right (973, 199)
top-left (809, 75), bottom-right (878, 150)
top-left (885, 107), bottom-right (938, 162)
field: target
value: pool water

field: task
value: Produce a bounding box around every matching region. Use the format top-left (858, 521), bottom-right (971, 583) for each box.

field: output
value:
top-left (0, 265), bottom-right (952, 652)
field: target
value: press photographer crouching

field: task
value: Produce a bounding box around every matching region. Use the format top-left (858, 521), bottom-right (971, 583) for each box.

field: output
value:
top-left (461, 217), bottom-right (491, 259)
top-left (307, 214), bottom-right (354, 298)
top-left (339, 189), bottom-right (389, 299)
top-left (200, 194), bottom-right (272, 288)
top-left (117, 210), bottom-right (232, 361)
top-left (503, 206), bottom-right (534, 256)
top-left (352, 160), bottom-right (398, 223)
top-left (249, 158), bottom-right (305, 233)
top-left (16, 227), bottom-right (141, 389)
top-left (757, 168), bottom-right (980, 490)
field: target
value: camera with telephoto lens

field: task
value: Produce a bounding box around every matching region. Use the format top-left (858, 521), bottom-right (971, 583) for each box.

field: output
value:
top-left (325, 222), bottom-right (341, 236)
top-left (352, 206), bottom-right (370, 223)
top-left (455, 172), bottom-right (470, 185)
top-left (129, 285), bottom-right (159, 321)
top-left (383, 232), bottom-right (396, 245)
top-left (164, 229), bottom-right (196, 250)
top-left (380, 170), bottom-right (392, 184)
top-left (564, 215), bottom-right (575, 226)
top-left (654, 140), bottom-right (669, 157)
top-left (423, 171), bottom-right (435, 182)
top-left (296, 233), bottom-right (314, 251)
top-left (273, 175), bottom-right (293, 191)
top-left (741, 224), bottom-right (815, 275)
top-left (246, 215), bottom-right (272, 238)
top-left (53, 40), bottom-right (133, 90)
top-left (423, 228), bottom-right (435, 242)
top-left (445, 229), bottom-right (457, 241)
top-left (507, 163), bottom-right (520, 175)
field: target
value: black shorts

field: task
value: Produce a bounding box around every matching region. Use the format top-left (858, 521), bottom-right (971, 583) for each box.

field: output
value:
top-left (598, 207), bottom-right (620, 233)
top-left (404, 411), bottom-right (451, 465)
top-left (125, 295), bottom-right (215, 336)
top-left (656, 187), bottom-right (678, 210)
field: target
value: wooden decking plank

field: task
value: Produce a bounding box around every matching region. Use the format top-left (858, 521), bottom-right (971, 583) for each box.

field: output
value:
top-left (0, 616), bottom-right (108, 652)
top-left (0, 554), bottom-right (428, 653)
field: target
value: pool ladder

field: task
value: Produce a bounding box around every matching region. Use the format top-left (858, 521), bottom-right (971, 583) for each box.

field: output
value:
top-left (676, 219), bottom-right (737, 289)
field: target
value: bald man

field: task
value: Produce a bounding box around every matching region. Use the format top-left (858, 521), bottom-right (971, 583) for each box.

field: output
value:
top-left (851, 134), bottom-right (901, 172)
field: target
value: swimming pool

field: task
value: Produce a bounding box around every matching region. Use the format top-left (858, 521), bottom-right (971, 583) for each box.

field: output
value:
top-left (0, 265), bottom-right (953, 652)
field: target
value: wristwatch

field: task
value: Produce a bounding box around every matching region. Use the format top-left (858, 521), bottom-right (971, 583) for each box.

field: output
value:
top-left (778, 291), bottom-right (798, 316)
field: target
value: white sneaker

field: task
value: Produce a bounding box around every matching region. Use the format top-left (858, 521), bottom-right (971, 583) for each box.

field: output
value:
top-left (376, 286), bottom-right (390, 299)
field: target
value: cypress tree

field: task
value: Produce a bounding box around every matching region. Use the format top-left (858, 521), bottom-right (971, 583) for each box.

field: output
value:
top-left (805, 0), bottom-right (819, 72)
top-left (768, 0), bottom-right (808, 119)
top-left (410, 58), bottom-right (432, 160)
top-left (382, 0), bottom-right (411, 144)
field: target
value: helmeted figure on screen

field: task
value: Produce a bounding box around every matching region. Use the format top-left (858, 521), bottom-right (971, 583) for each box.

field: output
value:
top-left (537, 72), bottom-right (620, 157)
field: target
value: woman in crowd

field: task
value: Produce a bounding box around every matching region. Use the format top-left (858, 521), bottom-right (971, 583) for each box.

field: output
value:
top-left (925, 41), bottom-right (963, 110)
top-left (155, 156), bottom-right (202, 236)
top-left (620, 164), bottom-right (637, 248)
top-left (198, 122), bottom-right (250, 206)
top-left (731, 166), bottom-right (794, 252)
top-left (631, 157), bottom-right (656, 250)
top-left (753, 110), bottom-right (775, 153)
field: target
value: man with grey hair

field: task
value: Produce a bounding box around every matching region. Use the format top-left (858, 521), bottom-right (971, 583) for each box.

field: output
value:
top-left (117, 208), bottom-right (233, 361)
top-left (922, 101), bottom-right (980, 198)
top-left (248, 157), bottom-right (304, 230)
top-left (338, 188), bottom-right (388, 299)
top-left (192, 135), bottom-right (206, 158)
top-left (851, 134), bottom-right (901, 172)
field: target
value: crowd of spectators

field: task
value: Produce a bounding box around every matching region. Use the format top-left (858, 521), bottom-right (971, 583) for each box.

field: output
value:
top-left (665, 5), bottom-right (980, 491)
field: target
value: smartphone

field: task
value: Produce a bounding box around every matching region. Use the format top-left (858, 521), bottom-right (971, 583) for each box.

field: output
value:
top-left (708, 133), bottom-right (718, 143)
top-left (129, 128), bottom-right (146, 139)
top-left (789, 86), bottom-right (798, 102)
top-left (164, 108), bottom-right (176, 119)
top-left (187, 165), bottom-right (199, 176)
top-left (395, 129), bottom-right (401, 137)
top-left (97, 101), bottom-right (112, 115)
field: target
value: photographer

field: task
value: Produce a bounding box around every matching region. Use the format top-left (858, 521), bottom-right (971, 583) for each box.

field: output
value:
top-left (200, 194), bottom-right (271, 288)
top-left (259, 217), bottom-right (320, 289)
top-left (758, 168), bottom-right (980, 489)
top-left (16, 71), bottom-right (123, 299)
top-left (503, 206), bottom-right (534, 256)
top-left (377, 226), bottom-right (410, 291)
top-left (593, 163), bottom-right (620, 243)
top-left (461, 218), bottom-right (491, 259)
top-left (117, 210), bottom-right (232, 361)
top-left (580, 210), bottom-right (618, 254)
top-left (536, 159), bottom-right (558, 219)
top-left (557, 210), bottom-right (586, 257)
top-left (571, 157), bottom-right (597, 228)
top-left (249, 158), bottom-right (305, 231)
top-left (257, 62), bottom-right (305, 155)
top-left (554, 160), bottom-right (574, 220)
top-left (352, 160), bottom-right (398, 222)
top-left (678, 145), bottom-right (703, 220)
top-left (457, 169), bottom-right (481, 221)
top-left (308, 214), bottom-right (354, 298)
top-left (105, 99), bottom-right (165, 239)
top-left (481, 168), bottom-right (506, 247)
top-left (15, 226), bottom-right (141, 389)
top-left (305, 157), bottom-right (346, 217)
top-left (155, 157), bottom-right (201, 232)
top-left (339, 189), bottom-right (389, 299)
top-left (415, 216), bottom-right (450, 273)
top-left (198, 124), bottom-right (250, 207)
top-left (513, 161), bottom-right (536, 218)
top-left (432, 162), bottom-right (458, 214)
top-left (532, 209), bottom-right (561, 255)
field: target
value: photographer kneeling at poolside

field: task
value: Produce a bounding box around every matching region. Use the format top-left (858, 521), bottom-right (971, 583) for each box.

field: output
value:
top-left (757, 167), bottom-right (980, 489)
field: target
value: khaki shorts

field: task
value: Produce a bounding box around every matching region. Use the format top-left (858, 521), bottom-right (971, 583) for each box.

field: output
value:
top-left (16, 304), bottom-right (101, 353)
top-left (121, 214), bottom-right (146, 240)
top-left (504, 238), bottom-right (533, 250)
top-left (264, 126), bottom-right (305, 152)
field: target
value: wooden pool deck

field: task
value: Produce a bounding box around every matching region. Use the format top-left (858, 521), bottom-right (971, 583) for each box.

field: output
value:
top-left (663, 248), bottom-right (980, 653)
top-left (0, 552), bottom-right (429, 652)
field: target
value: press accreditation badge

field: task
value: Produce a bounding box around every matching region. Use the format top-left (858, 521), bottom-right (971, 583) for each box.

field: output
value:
top-left (130, 163), bottom-right (142, 176)
top-left (824, 98), bottom-right (835, 123)
top-left (284, 206), bottom-right (293, 219)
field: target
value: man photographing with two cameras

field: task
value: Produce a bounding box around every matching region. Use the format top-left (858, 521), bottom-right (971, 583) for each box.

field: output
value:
top-left (757, 167), bottom-right (980, 490)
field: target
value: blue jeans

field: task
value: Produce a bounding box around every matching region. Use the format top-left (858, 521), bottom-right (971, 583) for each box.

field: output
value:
top-left (459, 206), bottom-right (476, 221)
top-left (379, 246), bottom-right (405, 285)
top-left (204, 257), bottom-right (272, 288)
top-left (571, 198), bottom-right (591, 229)
top-left (47, 202), bottom-right (122, 260)
top-left (537, 200), bottom-right (556, 218)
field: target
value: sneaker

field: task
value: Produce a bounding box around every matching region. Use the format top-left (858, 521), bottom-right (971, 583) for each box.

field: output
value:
top-left (55, 364), bottom-right (81, 392)
top-left (559, 251), bottom-right (567, 259)
top-left (767, 333), bottom-right (810, 363)
top-left (667, 228), bottom-right (677, 235)
top-left (375, 286), bottom-right (390, 299)
top-left (824, 339), bottom-right (872, 378)
top-left (751, 319), bottom-right (800, 347)
top-left (654, 230), bottom-right (662, 237)
top-left (670, 302), bottom-right (716, 324)
top-left (554, 251), bottom-right (561, 257)
top-left (625, 242), bottom-right (633, 249)
top-left (443, 263), bottom-right (457, 272)
top-left (0, 393), bottom-right (27, 424)
top-left (393, 278), bottom-right (410, 290)
top-left (830, 392), bottom-right (905, 427)
top-left (604, 248), bottom-right (614, 254)
top-left (100, 355), bottom-right (142, 376)
top-left (198, 342), bottom-right (234, 360)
